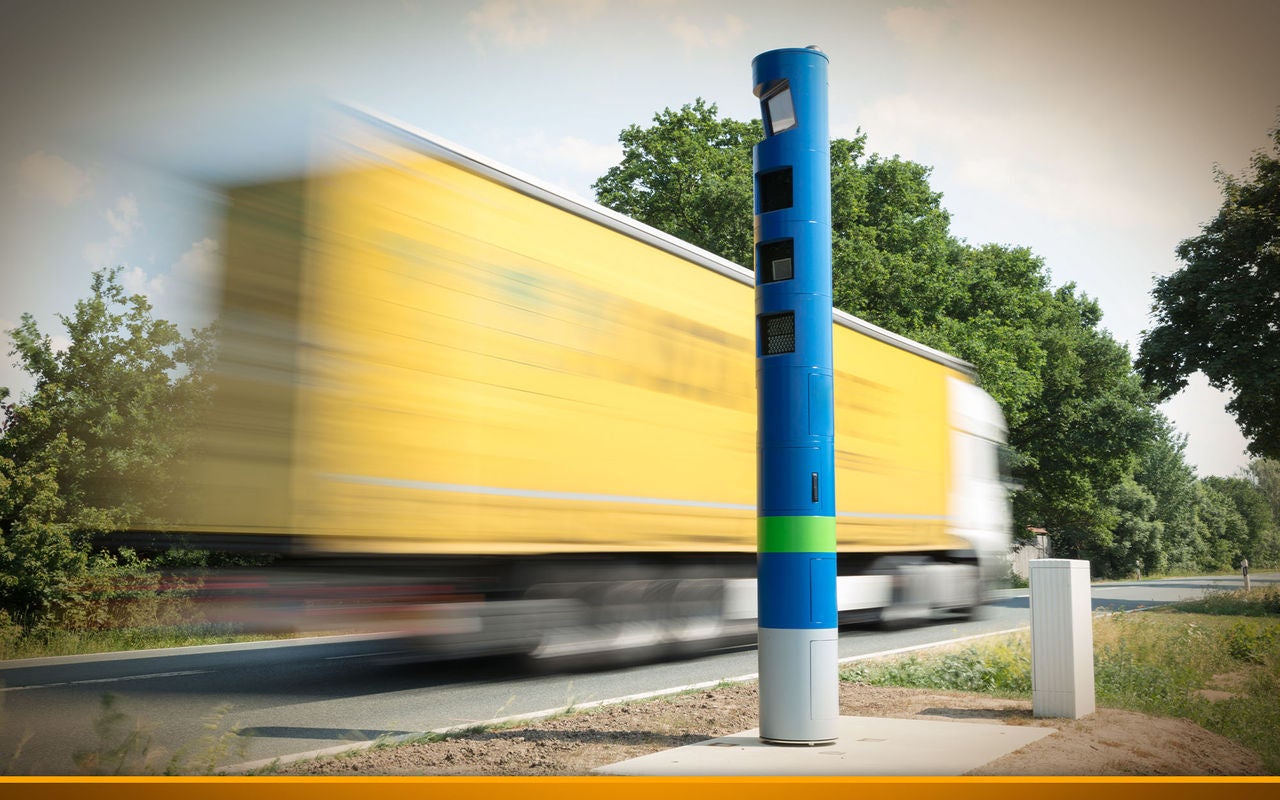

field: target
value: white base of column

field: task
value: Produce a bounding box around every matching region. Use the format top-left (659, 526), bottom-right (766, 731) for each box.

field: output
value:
top-left (758, 626), bottom-right (839, 744)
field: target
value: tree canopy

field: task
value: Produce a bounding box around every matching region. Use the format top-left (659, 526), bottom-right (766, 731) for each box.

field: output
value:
top-left (593, 99), bottom-right (761, 268)
top-left (593, 99), bottom-right (1277, 576)
top-left (1, 268), bottom-right (214, 624)
top-left (1138, 124), bottom-right (1280, 459)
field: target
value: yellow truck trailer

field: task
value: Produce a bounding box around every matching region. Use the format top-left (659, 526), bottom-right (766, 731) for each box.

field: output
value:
top-left (174, 109), bottom-right (1012, 660)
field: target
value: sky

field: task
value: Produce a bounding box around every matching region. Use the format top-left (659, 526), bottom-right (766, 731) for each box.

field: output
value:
top-left (2, 0), bottom-right (1278, 478)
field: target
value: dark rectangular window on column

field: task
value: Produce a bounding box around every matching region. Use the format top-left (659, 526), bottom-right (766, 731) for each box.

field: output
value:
top-left (757, 238), bottom-right (794, 283)
top-left (758, 167), bottom-right (793, 213)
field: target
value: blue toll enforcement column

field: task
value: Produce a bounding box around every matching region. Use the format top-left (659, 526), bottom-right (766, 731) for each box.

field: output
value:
top-left (752, 46), bottom-right (838, 745)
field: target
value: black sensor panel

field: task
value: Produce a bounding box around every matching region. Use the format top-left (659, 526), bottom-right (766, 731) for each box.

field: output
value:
top-left (758, 167), bottom-right (793, 213)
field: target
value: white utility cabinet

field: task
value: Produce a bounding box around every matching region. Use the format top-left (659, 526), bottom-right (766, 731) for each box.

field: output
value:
top-left (1030, 558), bottom-right (1095, 718)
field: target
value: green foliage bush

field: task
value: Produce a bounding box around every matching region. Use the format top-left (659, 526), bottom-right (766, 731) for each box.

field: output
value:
top-left (1094, 639), bottom-right (1204, 709)
top-left (1223, 620), bottom-right (1280, 664)
top-left (46, 548), bottom-right (199, 633)
top-left (841, 639), bottom-right (1031, 696)
top-left (1, 268), bottom-right (215, 630)
top-left (0, 609), bottom-right (22, 655)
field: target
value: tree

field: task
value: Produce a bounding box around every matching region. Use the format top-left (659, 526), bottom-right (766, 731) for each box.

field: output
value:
top-left (0, 268), bottom-right (215, 624)
top-left (939, 244), bottom-right (1051, 430)
top-left (830, 141), bottom-right (962, 341)
top-left (0, 439), bottom-right (91, 626)
top-left (1138, 122), bottom-right (1280, 458)
top-left (1246, 457), bottom-right (1280, 525)
top-left (1215, 467), bottom-right (1280, 567)
top-left (592, 102), bottom-right (1043, 418)
top-left (1012, 288), bottom-right (1160, 559)
top-left (593, 101), bottom-right (1171, 574)
top-left (1096, 476), bottom-right (1161, 578)
top-left (1188, 481), bottom-right (1250, 572)
top-left (592, 99), bottom-right (761, 268)
top-left (1131, 417), bottom-right (1198, 573)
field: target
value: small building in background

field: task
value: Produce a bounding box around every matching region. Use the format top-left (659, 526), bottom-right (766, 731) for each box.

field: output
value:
top-left (1010, 527), bottom-right (1051, 581)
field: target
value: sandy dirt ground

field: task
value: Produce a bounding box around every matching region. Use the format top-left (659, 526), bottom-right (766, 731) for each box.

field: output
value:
top-left (269, 682), bottom-right (1267, 777)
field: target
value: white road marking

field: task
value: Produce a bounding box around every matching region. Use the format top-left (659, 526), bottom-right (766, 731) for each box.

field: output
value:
top-left (0, 669), bottom-right (211, 692)
top-left (0, 631), bottom-right (410, 670)
top-left (323, 651), bottom-right (406, 661)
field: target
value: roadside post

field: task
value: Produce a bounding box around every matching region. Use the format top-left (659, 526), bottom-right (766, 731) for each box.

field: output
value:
top-left (751, 45), bottom-right (839, 745)
top-left (1243, 557), bottom-right (1251, 592)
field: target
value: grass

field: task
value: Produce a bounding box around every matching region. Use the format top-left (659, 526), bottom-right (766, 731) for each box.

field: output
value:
top-left (1169, 585), bottom-right (1280, 617)
top-left (0, 622), bottom-right (293, 661)
top-left (841, 584), bottom-right (1280, 773)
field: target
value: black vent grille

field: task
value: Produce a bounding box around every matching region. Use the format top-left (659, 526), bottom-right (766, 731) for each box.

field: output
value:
top-left (760, 312), bottom-right (796, 356)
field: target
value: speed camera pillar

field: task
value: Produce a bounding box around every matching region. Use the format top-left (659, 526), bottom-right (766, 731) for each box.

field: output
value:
top-left (752, 46), bottom-right (838, 745)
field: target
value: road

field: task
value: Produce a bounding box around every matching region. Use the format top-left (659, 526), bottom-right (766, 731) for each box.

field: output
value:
top-left (1, 571), bottom-right (1273, 774)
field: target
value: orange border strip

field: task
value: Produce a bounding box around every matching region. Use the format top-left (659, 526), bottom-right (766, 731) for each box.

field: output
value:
top-left (4, 776), bottom-right (1279, 800)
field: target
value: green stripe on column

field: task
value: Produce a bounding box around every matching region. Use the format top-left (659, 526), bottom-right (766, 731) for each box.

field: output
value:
top-left (758, 516), bottom-right (837, 553)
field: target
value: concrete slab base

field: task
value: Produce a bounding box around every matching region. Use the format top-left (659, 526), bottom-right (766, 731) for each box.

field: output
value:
top-left (594, 716), bottom-right (1056, 776)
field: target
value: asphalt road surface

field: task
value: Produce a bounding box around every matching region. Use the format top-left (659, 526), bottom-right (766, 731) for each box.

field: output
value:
top-left (1, 571), bottom-right (1273, 774)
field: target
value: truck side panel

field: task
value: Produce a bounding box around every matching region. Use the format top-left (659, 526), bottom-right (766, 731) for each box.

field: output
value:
top-left (280, 133), bottom-right (962, 554)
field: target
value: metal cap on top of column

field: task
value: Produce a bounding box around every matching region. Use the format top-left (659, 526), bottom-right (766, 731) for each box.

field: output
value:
top-left (752, 45), bottom-right (838, 745)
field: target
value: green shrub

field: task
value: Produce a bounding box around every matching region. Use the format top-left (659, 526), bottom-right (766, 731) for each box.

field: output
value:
top-left (1093, 639), bottom-right (1202, 711)
top-left (0, 610), bottom-right (22, 658)
top-left (1223, 620), bottom-right (1280, 664)
top-left (841, 640), bottom-right (1031, 696)
top-left (47, 548), bottom-right (200, 634)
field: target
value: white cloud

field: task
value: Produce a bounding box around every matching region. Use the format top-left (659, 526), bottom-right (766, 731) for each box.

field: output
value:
top-left (854, 94), bottom-right (1169, 230)
top-left (118, 237), bottom-right (220, 304)
top-left (83, 193), bottom-right (142, 267)
top-left (81, 240), bottom-right (112, 268)
top-left (467, 0), bottom-right (604, 51)
top-left (120, 265), bottom-right (165, 298)
top-left (170, 236), bottom-right (220, 293)
top-left (468, 0), bottom-right (549, 48)
top-left (113, 238), bottom-right (221, 327)
top-left (16, 151), bottom-right (91, 206)
top-left (667, 13), bottom-right (746, 50)
top-left (105, 193), bottom-right (140, 236)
